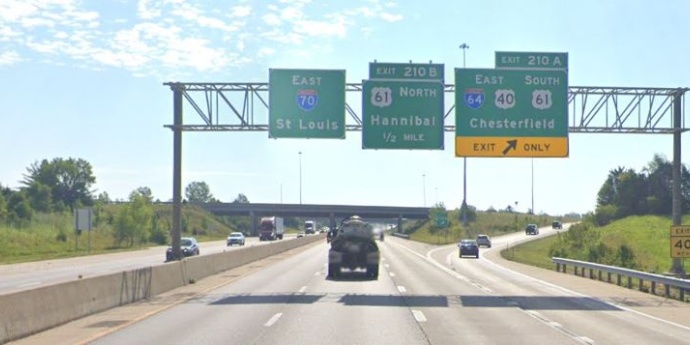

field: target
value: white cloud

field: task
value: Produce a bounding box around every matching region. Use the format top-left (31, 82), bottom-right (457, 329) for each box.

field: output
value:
top-left (171, 2), bottom-right (237, 32)
top-left (281, 7), bottom-right (303, 21)
top-left (258, 47), bottom-right (276, 57)
top-left (380, 12), bottom-right (403, 22)
top-left (0, 1), bottom-right (39, 22)
top-left (137, 0), bottom-right (162, 20)
top-left (0, 0), bottom-right (405, 76)
top-left (0, 51), bottom-right (21, 65)
top-left (21, 17), bottom-right (55, 28)
top-left (294, 19), bottom-right (347, 38)
top-left (231, 5), bottom-right (252, 17)
top-left (262, 13), bottom-right (281, 26)
top-left (0, 26), bottom-right (22, 41)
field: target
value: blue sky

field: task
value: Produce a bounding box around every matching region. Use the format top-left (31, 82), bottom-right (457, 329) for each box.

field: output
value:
top-left (1, 0), bottom-right (689, 215)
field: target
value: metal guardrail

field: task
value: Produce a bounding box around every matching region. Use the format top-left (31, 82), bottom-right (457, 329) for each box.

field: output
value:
top-left (391, 232), bottom-right (410, 239)
top-left (552, 257), bottom-right (690, 301)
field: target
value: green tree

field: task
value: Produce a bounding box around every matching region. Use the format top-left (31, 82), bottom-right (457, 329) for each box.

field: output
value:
top-left (615, 169), bottom-right (647, 217)
top-left (114, 189), bottom-right (153, 246)
top-left (8, 191), bottom-right (33, 222)
top-left (185, 181), bottom-right (214, 203)
top-left (134, 186), bottom-right (153, 203)
top-left (232, 193), bottom-right (250, 204)
top-left (596, 166), bottom-right (625, 207)
top-left (24, 182), bottom-right (52, 213)
top-left (149, 213), bottom-right (167, 245)
top-left (96, 191), bottom-right (111, 204)
top-left (593, 204), bottom-right (617, 226)
top-left (0, 189), bottom-right (8, 222)
top-left (22, 157), bottom-right (96, 211)
top-left (643, 154), bottom-right (672, 215)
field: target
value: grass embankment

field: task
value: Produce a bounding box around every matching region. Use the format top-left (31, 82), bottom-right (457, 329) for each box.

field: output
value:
top-left (0, 205), bottom-right (235, 265)
top-left (502, 215), bottom-right (690, 274)
top-left (406, 209), bottom-right (568, 245)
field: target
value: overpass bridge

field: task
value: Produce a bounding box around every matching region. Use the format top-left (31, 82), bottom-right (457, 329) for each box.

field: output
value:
top-left (190, 202), bottom-right (431, 235)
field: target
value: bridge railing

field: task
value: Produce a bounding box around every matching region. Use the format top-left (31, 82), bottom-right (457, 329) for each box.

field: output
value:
top-left (552, 257), bottom-right (690, 302)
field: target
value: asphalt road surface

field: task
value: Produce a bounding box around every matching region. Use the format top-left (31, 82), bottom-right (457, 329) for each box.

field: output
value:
top-left (12, 226), bottom-right (690, 344)
top-left (0, 234), bottom-right (298, 295)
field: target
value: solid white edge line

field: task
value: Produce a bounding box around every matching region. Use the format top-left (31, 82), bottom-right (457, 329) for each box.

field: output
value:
top-left (264, 312), bottom-right (283, 327)
top-left (389, 241), bottom-right (471, 283)
top-left (18, 281), bottom-right (41, 288)
top-left (476, 242), bottom-right (690, 333)
top-left (391, 240), bottom-right (593, 343)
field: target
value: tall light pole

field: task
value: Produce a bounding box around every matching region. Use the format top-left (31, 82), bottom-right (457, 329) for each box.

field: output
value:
top-left (459, 43), bottom-right (470, 226)
top-left (422, 174), bottom-right (427, 207)
top-left (531, 158), bottom-right (534, 214)
top-left (298, 151), bottom-right (303, 204)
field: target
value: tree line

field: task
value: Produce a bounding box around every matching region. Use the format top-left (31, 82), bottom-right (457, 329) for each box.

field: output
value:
top-left (0, 157), bottom-right (251, 246)
top-left (593, 154), bottom-right (690, 225)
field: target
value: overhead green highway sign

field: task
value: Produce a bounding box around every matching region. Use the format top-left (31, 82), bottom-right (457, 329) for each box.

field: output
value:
top-left (363, 61), bottom-right (445, 150)
top-left (369, 62), bottom-right (445, 82)
top-left (454, 68), bottom-right (569, 157)
top-left (362, 79), bottom-right (444, 150)
top-left (495, 51), bottom-right (568, 71)
top-left (268, 69), bottom-right (346, 139)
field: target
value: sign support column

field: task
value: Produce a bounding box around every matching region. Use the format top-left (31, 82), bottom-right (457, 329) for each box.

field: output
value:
top-left (459, 43), bottom-right (470, 227)
top-left (171, 83), bottom-right (183, 261)
top-left (670, 92), bottom-right (686, 276)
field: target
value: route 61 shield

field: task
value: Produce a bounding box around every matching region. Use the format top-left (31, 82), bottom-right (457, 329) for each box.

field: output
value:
top-left (464, 88), bottom-right (485, 109)
top-left (296, 89), bottom-right (318, 111)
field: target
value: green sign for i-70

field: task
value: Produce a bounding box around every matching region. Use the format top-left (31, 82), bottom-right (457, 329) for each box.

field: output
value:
top-left (268, 69), bottom-right (346, 139)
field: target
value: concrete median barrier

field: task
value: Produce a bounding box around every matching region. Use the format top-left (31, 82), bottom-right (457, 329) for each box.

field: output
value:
top-left (0, 234), bottom-right (325, 343)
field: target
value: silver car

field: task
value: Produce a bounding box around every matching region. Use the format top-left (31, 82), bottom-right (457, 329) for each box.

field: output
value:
top-left (476, 235), bottom-right (491, 248)
top-left (227, 232), bottom-right (246, 246)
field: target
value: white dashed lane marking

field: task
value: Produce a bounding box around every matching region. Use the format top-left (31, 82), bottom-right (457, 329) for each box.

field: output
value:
top-left (264, 313), bottom-right (283, 327)
top-left (412, 310), bottom-right (427, 322)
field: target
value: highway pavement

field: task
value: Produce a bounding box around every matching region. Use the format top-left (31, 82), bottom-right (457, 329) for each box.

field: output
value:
top-left (11, 226), bottom-right (690, 344)
top-left (0, 234), bottom-right (298, 295)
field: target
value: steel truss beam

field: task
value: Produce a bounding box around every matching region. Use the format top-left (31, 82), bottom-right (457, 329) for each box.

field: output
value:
top-left (164, 82), bottom-right (688, 134)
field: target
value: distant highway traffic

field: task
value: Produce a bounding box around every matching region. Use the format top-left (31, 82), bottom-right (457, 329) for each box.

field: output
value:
top-left (13, 224), bottom-right (690, 345)
top-left (0, 234), bottom-right (299, 295)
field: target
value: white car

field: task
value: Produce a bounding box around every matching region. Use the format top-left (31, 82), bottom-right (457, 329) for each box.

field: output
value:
top-left (227, 232), bottom-right (246, 246)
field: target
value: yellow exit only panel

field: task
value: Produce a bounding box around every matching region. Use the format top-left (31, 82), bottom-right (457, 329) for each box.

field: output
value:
top-left (455, 137), bottom-right (569, 158)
